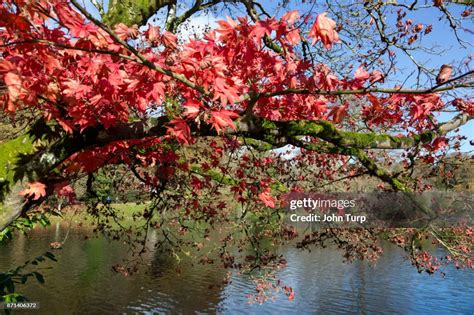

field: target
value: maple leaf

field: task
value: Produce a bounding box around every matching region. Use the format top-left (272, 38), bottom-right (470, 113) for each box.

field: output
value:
top-left (19, 182), bottom-right (47, 200)
top-left (209, 110), bottom-right (240, 134)
top-left (258, 190), bottom-right (275, 208)
top-left (282, 10), bottom-right (300, 25)
top-left (285, 28), bottom-right (301, 45)
top-left (150, 82), bottom-right (165, 103)
top-left (354, 66), bottom-right (370, 81)
top-left (430, 137), bottom-right (448, 151)
top-left (369, 70), bottom-right (384, 84)
top-left (146, 25), bottom-right (161, 44)
top-left (57, 118), bottom-right (75, 134)
top-left (63, 79), bottom-right (92, 98)
top-left (308, 12), bottom-right (340, 49)
top-left (167, 119), bottom-right (192, 144)
top-left (329, 103), bottom-right (348, 124)
top-left (216, 17), bottom-right (239, 41)
top-left (313, 64), bottom-right (340, 90)
top-left (250, 19), bottom-right (277, 47)
top-left (3, 11), bottom-right (30, 31)
top-left (162, 31), bottom-right (177, 50)
top-left (452, 99), bottom-right (474, 115)
top-left (0, 59), bottom-right (15, 74)
top-left (4, 72), bottom-right (25, 102)
top-left (213, 77), bottom-right (241, 105)
top-left (114, 23), bottom-right (139, 40)
top-left (86, 28), bottom-right (114, 48)
top-left (183, 99), bottom-right (201, 118)
top-left (55, 183), bottom-right (76, 202)
top-left (55, 2), bottom-right (93, 37)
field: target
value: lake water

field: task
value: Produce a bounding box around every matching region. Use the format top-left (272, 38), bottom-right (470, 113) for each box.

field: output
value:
top-left (1, 222), bottom-right (473, 314)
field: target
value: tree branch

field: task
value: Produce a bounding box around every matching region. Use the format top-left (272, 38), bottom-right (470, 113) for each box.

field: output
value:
top-left (103, 0), bottom-right (173, 27)
top-left (259, 81), bottom-right (474, 98)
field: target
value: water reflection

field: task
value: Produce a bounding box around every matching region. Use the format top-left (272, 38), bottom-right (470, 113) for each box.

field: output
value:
top-left (1, 223), bottom-right (473, 314)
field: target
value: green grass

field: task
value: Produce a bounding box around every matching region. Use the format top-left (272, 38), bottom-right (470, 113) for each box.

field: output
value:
top-left (52, 202), bottom-right (151, 228)
top-left (109, 202), bottom-right (149, 219)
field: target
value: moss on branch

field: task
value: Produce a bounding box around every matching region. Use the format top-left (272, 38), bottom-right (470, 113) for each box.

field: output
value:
top-left (260, 119), bottom-right (429, 150)
top-left (103, 0), bottom-right (173, 26)
top-left (239, 138), bottom-right (274, 151)
top-left (264, 120), bottom-right (411, 191)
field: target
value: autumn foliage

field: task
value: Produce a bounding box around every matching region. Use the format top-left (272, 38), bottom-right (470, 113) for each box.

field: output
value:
top-left (0, 0), bottom-right (473, 297)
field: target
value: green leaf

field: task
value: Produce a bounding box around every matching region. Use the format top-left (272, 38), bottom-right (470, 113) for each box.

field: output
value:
top-left (39, 218), bottom-right (48, 227)
top-left (6, 279), bottom-right (14, 294)
top-left (44, 252), bottom-right (57, 262)
top-left (0, 228), bottom-right (12, 242)
top-left (33, 272), bottom-right (44, 284)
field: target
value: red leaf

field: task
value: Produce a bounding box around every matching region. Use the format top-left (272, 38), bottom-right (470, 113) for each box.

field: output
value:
top-left (4, 72), bottom-right (25, 102)
top-left (167, 119), bottom-right (192, 144)
top-left (55, 183), bottom-right (76, 202)
top-left (329, 103), bottom-right (348, 124)
top-left (288, 291), bottom-right (295, 301)
top-left (209, 110), bottom-right (240, 134)
top-left (216, 17), bottom-right (239, 41)
top-left (19, 182), bottom-right (47, 200)
top-left (369, 70), bottom-right (384, 84)
top-left (250, 19), bottom-right (278, 47)
top-left (308, 12), bottom-right (340, 49)
top-left (282, 10), bottom-right (300, 25)
top-left (55, 2), bottom-right (93, 37)
top-left (430, 137), bottom-right (448, 151)
top-left (258, 190), bottom-right (275, 208)
top-left (285, 29), bottom-right (301, 45)
top-left (146, 25), bottom-right (161, 44)
top-left (354, 66), bottom-right (370, 81)
top-left (63, 79), bottom-right (91, 98)
top-left (0, 59), bottom-right (15, 74)
top-left (162, 31), bottom-right (177, 49)
top-left (150, 82), bottom-right (165, 103)
top-left (183, 99), bottom-right (201, 118)
top-left (213, 77), bottom-right (241, 105)
top-left (114, 23), bottom-right (138, 40)
top-left (453, 99), bottom-right (474, 115)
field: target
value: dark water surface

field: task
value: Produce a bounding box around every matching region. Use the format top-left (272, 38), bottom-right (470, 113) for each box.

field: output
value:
top-left (1, 223), bottom-right (473, 314)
